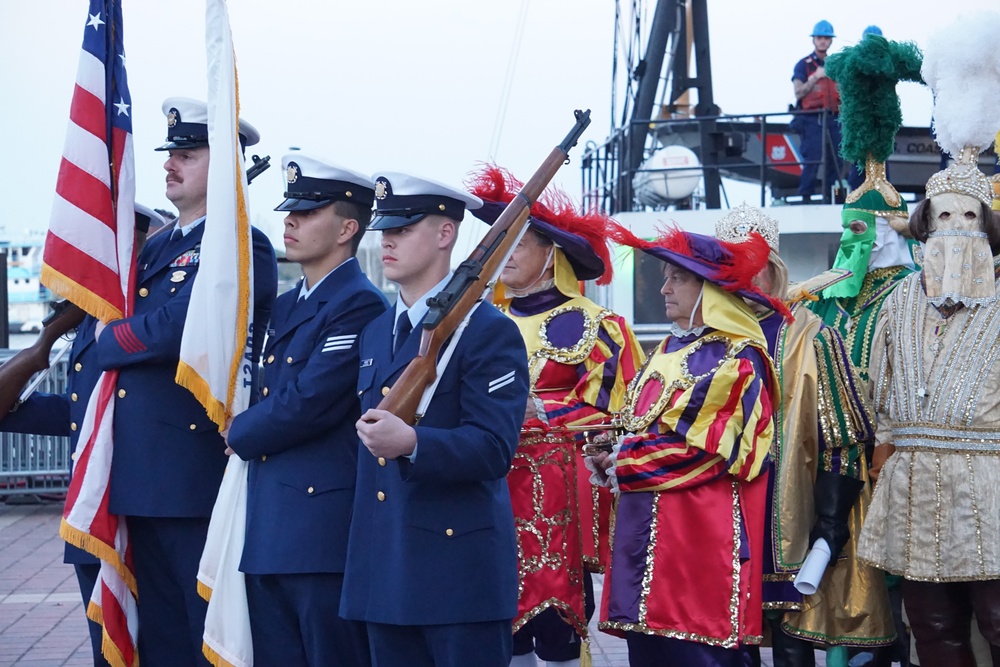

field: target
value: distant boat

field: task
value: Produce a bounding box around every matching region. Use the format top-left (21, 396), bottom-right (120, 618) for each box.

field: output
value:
top-left (4, 241), bottom-right (53, 334)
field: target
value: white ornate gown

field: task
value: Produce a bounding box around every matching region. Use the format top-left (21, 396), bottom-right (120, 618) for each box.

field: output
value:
top-left (860, 271), bottom-right (1000, 582)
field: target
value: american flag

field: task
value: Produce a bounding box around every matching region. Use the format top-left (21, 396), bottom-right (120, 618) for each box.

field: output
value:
top-left (45, 1), bottom-right (139, 666)
top-left (42, 0), bottom-right (136, 322)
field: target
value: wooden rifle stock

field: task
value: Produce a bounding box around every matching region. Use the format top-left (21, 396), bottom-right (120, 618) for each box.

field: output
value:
top-left (0, 301), bottom-right (86, 415)
top-left (378, 109), bottom-right (592, 424)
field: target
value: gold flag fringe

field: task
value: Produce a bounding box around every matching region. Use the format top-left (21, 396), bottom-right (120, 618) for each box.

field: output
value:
top-left (204, 639), bottom-right (242, 667)
top-left (197, 578), bottom-right (214, 603)
top-left (59, 518), bottom-right (137, 594)
top-left (41, 265), bottom-right (123, 324)
top-left (175, 360), bottom-right (228, 432)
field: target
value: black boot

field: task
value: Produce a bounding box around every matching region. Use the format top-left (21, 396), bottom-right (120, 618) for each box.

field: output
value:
top-left (901, 579), bottom-right (976, 667)
top-left (769, 613), bottom-right (816, 667)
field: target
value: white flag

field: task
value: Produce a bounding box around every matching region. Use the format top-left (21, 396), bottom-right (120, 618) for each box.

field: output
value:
top-left (178, 0), bottom-right (255, 665)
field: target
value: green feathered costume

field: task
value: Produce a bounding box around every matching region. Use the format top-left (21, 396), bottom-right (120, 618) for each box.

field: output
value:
top-left (796, 35), bottom-right (923, 653)
top-left (810, 36), bottom-right (922, 377)
top-left (819, 36), bottom-right (922, 302)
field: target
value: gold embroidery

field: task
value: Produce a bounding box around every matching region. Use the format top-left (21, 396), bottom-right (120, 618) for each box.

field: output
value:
top-left (637, 491), bottom-right (660, 627)
top-left (620, 335), bottom-right (750, 433)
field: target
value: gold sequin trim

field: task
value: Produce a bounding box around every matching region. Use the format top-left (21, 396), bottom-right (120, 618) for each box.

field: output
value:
top-left (528, 306), bottom-right (610, 388)
top-left (637, 491), bottom-right (660, 626)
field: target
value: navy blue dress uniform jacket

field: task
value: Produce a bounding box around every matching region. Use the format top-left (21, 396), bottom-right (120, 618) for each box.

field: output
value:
top-left (96, 223), bottom-right (277, 518)
top-left (227, 258), bottom-right (388, 575)
top-left (0, 316), bottom-right (100, 564)
top-left (340, 302), bottom-right (530, 626)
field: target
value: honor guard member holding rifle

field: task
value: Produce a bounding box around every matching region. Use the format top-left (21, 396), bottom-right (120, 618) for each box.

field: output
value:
top-left (0, 206), bottom-right (162, 667)
top-left (95, 98), bottom-right (278, 666)
top-left (223, 154), bottom-right (387, 667)
top-left (339, 172), bottom-right (530, 667)
top-left (468, 164), bottom-right (644, 667)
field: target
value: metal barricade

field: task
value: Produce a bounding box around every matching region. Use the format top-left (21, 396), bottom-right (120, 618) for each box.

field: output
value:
top-left (0, 349), bottom-right (71, 497)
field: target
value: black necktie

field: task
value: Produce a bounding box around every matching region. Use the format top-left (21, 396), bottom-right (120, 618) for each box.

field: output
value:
top-left (394, 310), bottom-right (412, 354)
top-left (170, 227), bottom-right (183, 242)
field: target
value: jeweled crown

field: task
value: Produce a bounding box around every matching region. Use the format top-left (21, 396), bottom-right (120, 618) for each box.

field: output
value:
top-left (714, 202), bottom-right (779, 251)
top-left (925, 146), bottom-right (993, 207)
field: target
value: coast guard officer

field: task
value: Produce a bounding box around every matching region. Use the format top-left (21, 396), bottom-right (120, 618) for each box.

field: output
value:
top-left (0, 205), bottom-right (162, 667)
top-left (339, 172), bottom-right (530, 667)
top-left (224, 153), bottom-right (388, 667)
top-left (95, 98), bottom-right (278, 667)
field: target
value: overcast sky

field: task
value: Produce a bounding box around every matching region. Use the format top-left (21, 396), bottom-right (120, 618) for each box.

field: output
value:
top-left (2, 0), bottom-right (996, 249)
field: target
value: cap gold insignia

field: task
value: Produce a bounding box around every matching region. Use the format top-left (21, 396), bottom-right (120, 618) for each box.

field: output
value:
top-left (374, 179), bottom-right (388, 200)
top-left (285, 164), bottom-right (299, 184)
top-left (167, 109), bottom-right (178, 128)
top-left (170, 270), bottom-right (187, 283)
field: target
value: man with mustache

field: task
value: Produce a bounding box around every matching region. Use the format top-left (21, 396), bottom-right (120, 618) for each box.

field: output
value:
top-left (95, 98), bottom-right (277, 666)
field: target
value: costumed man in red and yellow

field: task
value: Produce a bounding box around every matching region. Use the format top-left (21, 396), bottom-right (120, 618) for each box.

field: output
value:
top-left (590, 226), bottom-right (787, 667)
top-left (467, 165), bottom-right (644, 667)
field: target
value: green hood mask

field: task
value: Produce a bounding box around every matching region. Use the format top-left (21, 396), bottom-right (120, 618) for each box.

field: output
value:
top-left (822, 34), bottom-right (921, 299)
top-left (824, 181), bottom-right (908, 299)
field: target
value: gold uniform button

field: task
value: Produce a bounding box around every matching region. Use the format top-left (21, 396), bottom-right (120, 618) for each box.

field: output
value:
top-left (139, 287), bottom-right (149, 297)
top-left (71, 393), bottom-right (78, 402)
top-left (378, 457), bottom-right (386, 467)
top-left (170, 287), bottom-right (176, 293)
top-left (381, 387), bottom-right (390, 397)
top-left (377, 491), bottom-right (386, 502)
top-left (74, 363), bottom-right (83, 372)
top-left (189, 424), bottom-right (197, 431)
top-left (71, 452), bottom-right (78, 461)
top-left (286, 356), bottom-right (294, 364)
top-left (118, 389), bottom-right (126, 399)
top-left (445, 528), bottom-right (454, 537)
top-left (70, 422), bottom-right (78, 431)
top-left (261, 455), bottom-right (267, 462)
top-left (267, 355), bottom-right (275, 364)
top-left (262, 387), bottom-right (269, 397)
top-left (307, 486), bottom-right (314, 494)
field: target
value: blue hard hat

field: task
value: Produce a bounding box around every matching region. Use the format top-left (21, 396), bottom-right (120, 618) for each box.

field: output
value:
top-left (862, 25), bottom-right (883, 37)
top-left (811, 20), bottom-right (835, 37)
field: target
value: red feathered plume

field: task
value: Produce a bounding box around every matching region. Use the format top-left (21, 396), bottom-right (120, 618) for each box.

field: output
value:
top-left (466, 164), bottom-right (617, 285)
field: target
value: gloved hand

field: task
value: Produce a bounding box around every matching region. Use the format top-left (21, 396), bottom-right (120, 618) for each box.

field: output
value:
top-left (809, 470), bottom-right (864, 563)
top-left (584, 439), bottom-right (623, 494)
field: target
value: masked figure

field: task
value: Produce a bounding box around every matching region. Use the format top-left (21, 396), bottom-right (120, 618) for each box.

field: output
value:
top-left (858, 13), bottom-right (1000, 665)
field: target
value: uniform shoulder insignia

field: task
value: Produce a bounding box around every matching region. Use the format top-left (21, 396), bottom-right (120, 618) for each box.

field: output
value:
top-left (322, 334), bottom-right (357, 353)
top-left (488, 370), bottom-right (516, 393)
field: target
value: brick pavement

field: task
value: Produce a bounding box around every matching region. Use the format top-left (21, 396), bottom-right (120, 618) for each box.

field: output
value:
top-left (0, 500), bottom-right (91, 666)
top-left (0, 499), bottom-right (812, 666)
